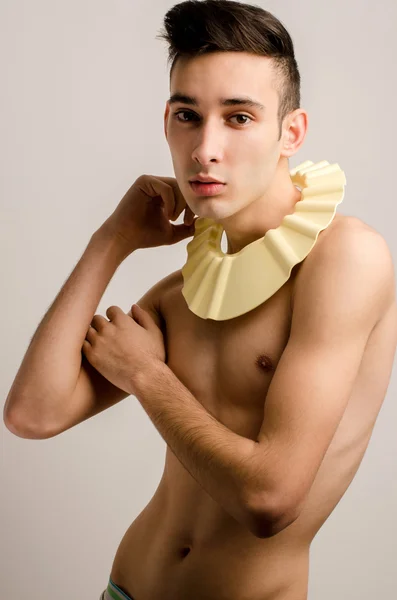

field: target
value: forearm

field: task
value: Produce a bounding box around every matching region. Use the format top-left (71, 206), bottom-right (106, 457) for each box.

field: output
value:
top-left (4, 226), bottom-right (130, 431)
top-left (133, 361), bottom-right (261, 532)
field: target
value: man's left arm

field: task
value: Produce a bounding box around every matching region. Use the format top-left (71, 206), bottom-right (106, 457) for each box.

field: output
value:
top-left (248, 225), bottom-right (395, 535)
top-left (133, 225), bottom-right (395, 539)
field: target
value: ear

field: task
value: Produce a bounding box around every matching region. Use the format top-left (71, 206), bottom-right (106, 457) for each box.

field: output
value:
top-left (279, 109), bottom-right (308, 159)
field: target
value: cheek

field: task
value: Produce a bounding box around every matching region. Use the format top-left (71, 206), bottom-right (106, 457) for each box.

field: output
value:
top-left (166, 126), bottom-right (184, 150)
top-left (228, 131), bottom-right (268, 162)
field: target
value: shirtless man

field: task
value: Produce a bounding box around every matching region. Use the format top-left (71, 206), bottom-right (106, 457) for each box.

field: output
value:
top-left (4, 1), bottom-right (397, 599)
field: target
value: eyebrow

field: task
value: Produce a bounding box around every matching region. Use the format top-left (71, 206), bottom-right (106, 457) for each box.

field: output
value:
top-left (168, 93), bottom-right (266, 111)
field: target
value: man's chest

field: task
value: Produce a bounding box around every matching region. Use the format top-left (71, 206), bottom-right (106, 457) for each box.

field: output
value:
top-left (161, 273), bottom-right (296, 439)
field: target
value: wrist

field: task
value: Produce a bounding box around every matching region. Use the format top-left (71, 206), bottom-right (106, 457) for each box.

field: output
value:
top-left (92, 224), bottom-right (137, 262)
top-left (133, 358), bottom-right (169, 398)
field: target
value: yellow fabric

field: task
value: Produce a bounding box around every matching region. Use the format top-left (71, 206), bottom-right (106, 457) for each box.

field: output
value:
top-left (181, 160), bottom-right (346, 321)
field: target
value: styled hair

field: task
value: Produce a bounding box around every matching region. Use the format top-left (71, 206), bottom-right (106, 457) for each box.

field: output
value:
top-left (157, 0), bottom-right (301, 138)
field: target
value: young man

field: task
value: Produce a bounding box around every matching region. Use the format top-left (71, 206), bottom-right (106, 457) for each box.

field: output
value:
top-left (4, 1), bottom-right (397, 599)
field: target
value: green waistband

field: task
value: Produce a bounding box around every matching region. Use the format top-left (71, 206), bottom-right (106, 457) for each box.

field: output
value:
top-left (107, 577), bottom-right (133, 600)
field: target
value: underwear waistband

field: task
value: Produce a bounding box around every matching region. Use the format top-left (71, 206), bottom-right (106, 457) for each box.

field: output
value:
top-left (101, 577), bottom-right (134, 600)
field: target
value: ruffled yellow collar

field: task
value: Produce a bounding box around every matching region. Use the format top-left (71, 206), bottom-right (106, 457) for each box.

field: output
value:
top-left (181, 160), bottom-right (346, 321)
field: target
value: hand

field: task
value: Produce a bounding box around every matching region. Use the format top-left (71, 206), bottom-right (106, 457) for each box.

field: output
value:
top-left (82, 304), bottom-right (165, 395)
top-left (99, 174), bottom-right (198, 257)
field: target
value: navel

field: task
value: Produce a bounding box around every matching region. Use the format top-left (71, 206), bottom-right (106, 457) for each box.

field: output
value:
top-left (179, 546), bottom-right (192, 559)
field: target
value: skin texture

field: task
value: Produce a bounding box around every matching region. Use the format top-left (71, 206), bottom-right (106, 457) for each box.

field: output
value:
top-left (163, 51), bottom-right (307, 252)
top-left (99, 52), bottom-right (396, 599)
top-left (6, 46), bottom-right (396, 600)
top-left (107, 224), bottom-right (397, 600)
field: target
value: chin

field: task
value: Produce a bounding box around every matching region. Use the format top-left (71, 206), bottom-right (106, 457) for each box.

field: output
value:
top-left (190, 198), bottom-right (234, 221)
top-left (192, 206), bottom-right (226, 222)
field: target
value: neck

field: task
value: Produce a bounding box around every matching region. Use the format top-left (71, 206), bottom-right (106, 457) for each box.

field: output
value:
top-left (220, 161), bottom-right (302, 255)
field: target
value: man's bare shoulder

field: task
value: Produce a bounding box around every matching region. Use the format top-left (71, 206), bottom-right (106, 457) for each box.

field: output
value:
top-left (332, 211), bottom-right (395, 239)
top-left (153, 269), bottom-right (184, 301)
top-left (136, 269), bottom-right (183, 324)
top-left (291, 213), bottom-right (395, 312)
top-left (324, 212), bottom-right (372, 235)
top-left (310, 212), bottom-right (389, 256)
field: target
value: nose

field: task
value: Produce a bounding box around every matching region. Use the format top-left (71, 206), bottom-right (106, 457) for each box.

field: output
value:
top-left (191, 122), bottom-right (224, 165)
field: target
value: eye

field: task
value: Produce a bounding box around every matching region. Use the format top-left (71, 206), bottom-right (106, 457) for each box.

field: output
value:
top-left (174, 110), bottom-right (200, 123)
top-left (229, 114), bottom-right (252, 125)
top-left (173, 110), bottom-right (253, 126)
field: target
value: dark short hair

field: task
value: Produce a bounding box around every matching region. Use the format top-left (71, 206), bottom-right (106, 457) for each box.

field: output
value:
top-left (157, 0), bottom-right (301, 138)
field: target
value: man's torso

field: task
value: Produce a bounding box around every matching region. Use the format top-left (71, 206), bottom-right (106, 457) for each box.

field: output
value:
top-left (109, 213), bottom-right (397, 600)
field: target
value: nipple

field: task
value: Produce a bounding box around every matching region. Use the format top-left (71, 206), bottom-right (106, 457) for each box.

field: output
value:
top-left (256, 354), bottom-right (274, 373)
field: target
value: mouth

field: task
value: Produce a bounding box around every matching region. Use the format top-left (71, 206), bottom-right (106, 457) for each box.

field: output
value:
top-left (189, 181), bottom-right (226, 197)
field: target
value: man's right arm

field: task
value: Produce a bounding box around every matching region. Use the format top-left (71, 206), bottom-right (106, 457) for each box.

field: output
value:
top-left (3, 227), bottom-right (162, 439)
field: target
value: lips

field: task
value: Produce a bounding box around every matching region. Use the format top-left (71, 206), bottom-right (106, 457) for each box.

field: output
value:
top-left (189, 181), bottom-right (226, 196)
top-left (193, 178), bottom-right (221, 182)
top-left (190, 175), bottom-right (225, 184)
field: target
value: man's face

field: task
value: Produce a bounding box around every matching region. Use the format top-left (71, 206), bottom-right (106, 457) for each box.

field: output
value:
top-left (164, 51), bottom-right (290, 222)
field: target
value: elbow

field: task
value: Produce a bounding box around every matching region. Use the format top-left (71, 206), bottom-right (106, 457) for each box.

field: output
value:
top-left (248, 506), bottom-right (299, 539)
top-left (4, 413), bottom-right (33, 439)
top-left (3, 408), bottom-right (55, 440)
top-left (245, 489), bottom-right (300, 539)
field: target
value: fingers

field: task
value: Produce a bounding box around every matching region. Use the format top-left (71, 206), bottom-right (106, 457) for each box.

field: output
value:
top-left (164, 178), bottom-right (189, 221)
top-left (90, 314), bottom-right (109, 331)
top-left (155, 176), bottom-right (194, 223)
top-left (131, 304), bottom-right (157, 329)
top-left (85, 326), bottom-right (95, 344)
top-left (183, 205), bottom-right (196, 226)
top-left (142, 175), bottom-right (196, 226)
top-left (170, 219), bottom-right (198, 244)
top-left (89, 306), bottom-right (123, 332)
top-left (106, 306), bottom-right (124, 320)
top-left (141, 177), bottom-right (176, 220)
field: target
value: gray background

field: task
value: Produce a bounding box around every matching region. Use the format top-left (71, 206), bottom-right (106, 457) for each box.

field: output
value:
top-left (1, 0), bottom-right (396, 598)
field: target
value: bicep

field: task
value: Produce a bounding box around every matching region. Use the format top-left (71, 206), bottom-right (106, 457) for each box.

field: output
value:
top-left (256, 320), bottom-right (369, 511)
top-left (254, 227), bottom-right (394, 517)
top-left (51, 278), bottom-right (167, 436)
